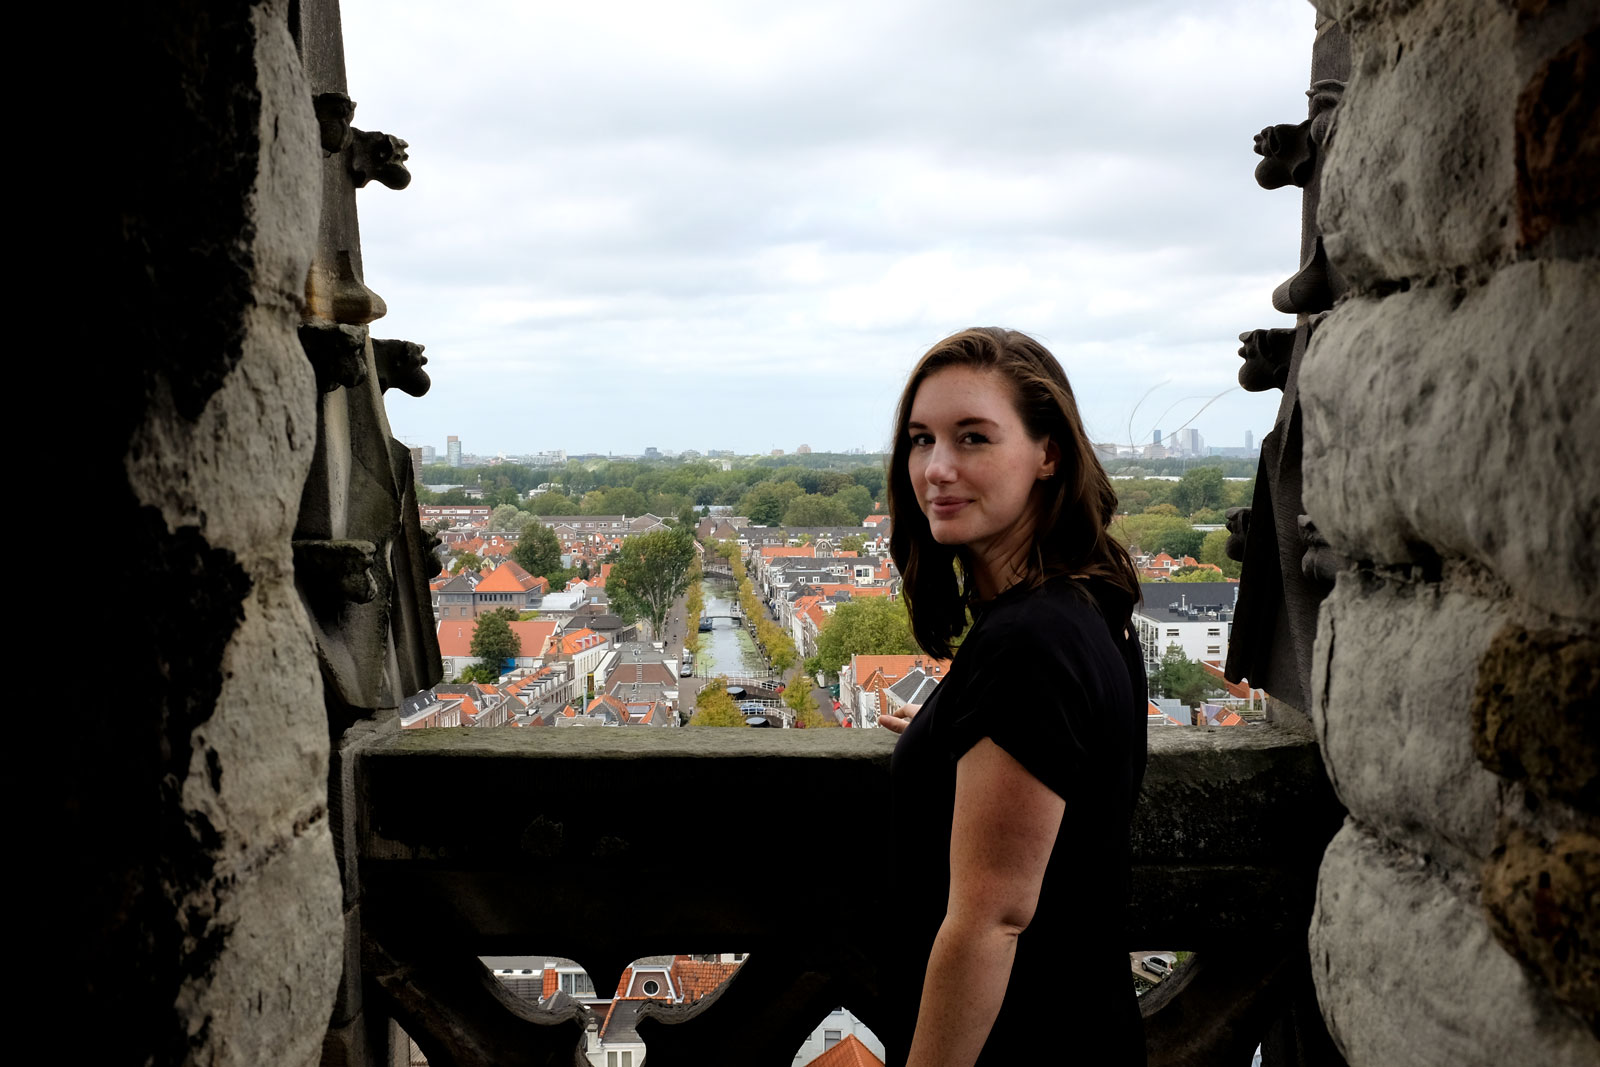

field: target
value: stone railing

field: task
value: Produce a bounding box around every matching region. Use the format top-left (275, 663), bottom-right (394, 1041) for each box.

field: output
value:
top-left (350, 723), bottom-right (1345, 1066)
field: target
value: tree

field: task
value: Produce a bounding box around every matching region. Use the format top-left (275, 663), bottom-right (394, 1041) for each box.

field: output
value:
top-left (487, 504), bottom-right (531, 533)
top-left (781, 493), bottom-right (856, 527)
top-left (784, 680), bottom-right (833, 728)
top-left (456, 663), bottom-right (501, 684)
top-left (814, 598), bottom-right (919, 675)
top-left (838, 534), bottom-right (866, 554)
top-left (738, 480), bottom-right (804, 525)
top-left (1151, 644), bottom-right (1224, 708)
top-left (835, 484), bottom-right (874, 522)
top-left (607, 528), bottom-right (697, 637)
top-left (690, 677), bottom-right (747, 727)
top-left (469, 608), bottom-right (522, 676)
top-left (1168, 567), bottom-right (1230, 583)
top-left (1199, 529), bottom-right (1242, 579)
top-left (450, 553), bottom-right (484, 574)
top-left (512, 523), bottom-right (563, 579)
top-left (1172, 466), bottom-right (1226, 516)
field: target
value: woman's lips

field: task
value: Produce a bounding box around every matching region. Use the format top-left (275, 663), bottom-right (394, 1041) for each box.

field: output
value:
top-left (928, 498), bottom-right (969, 518)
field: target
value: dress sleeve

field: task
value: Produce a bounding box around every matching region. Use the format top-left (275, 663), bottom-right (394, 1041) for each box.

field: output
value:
top-left (938, 612), bottom-right (1101, 801)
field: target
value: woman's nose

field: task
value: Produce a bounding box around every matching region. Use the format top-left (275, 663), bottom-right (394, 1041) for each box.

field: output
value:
top-left (924, 446), bottom-right (956, 484)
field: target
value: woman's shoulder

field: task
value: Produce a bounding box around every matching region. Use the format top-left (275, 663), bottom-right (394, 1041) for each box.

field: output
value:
top-left (970, 577), bottom-right (1113, 649)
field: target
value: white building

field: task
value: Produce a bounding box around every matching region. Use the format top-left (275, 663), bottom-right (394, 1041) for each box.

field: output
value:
top-left (1132, 582), bottom-right (1236, 678)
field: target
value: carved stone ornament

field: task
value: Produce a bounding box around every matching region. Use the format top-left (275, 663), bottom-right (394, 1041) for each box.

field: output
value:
top-left (298, 320), bottom-right (369, 392)
top-left (1296, 514), bottom-right (1339, 587)
top-left (293, 538), bottom-right (379, 612)
top-left (1253, 120), bottom-right (1315, 190)
top-left (1225, 506), bottom-right (1252, 564)
top-left (1306, 79), bottom-right (1345, 148)
top-left (313, 91), bottom-right (355, 155)
top-left (1272, 235), bottom-right (1337, 315)
top-left (1237, 328), bottom-right (1295, 392)
top-left (349, 129), bottom-right (412, 189)
top-left (373, 338), bottom-right (431, 397)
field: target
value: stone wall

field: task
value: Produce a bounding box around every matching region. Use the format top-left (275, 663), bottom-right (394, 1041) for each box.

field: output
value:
top-left (1301, 1), bottom-right (1598, 1063)
top-left (89, 2), bottom-right (343, 1065)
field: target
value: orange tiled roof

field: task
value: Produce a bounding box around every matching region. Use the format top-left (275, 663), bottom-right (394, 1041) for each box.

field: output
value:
top-left (815, 584), bottom-right (891, 599)
top-left (1200, 661), bottom-right (1260, 701)
top-left (804, 1033), bottom-right (883, 1067)
top-left (559, 628), bottom-right (606, 655)
top-left (761, 545), bottom-right (816, 558)
top-left (435, 618), bottom-right (558, 659)
top-left (850, 655), bottom-right (951, 684)
top-left (475, 561), bottom-right (538, 593)
top-left (669, 957), bottom-right (742, 1002)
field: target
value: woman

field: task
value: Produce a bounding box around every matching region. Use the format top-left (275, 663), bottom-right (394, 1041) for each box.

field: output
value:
top-left (881, 327), bottom-right (1147, 1066)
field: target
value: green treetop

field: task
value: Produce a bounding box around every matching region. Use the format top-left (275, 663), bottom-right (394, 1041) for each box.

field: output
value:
top-left (813, 597), bottom-right (920, 675)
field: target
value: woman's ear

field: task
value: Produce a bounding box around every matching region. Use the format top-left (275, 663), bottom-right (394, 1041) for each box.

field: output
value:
top-left (1037, 439), bottom-right (1061, 480)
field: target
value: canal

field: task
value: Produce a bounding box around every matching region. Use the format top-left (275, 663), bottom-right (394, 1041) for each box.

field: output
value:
top-left (691, 576), bottom-right (769, 679)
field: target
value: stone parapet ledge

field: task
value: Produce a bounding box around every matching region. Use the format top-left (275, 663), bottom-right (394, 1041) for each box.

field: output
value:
top-left (358, 725), bottom-right (1339, 951)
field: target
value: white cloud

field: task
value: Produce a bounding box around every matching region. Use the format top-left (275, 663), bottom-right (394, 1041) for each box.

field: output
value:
top-left (347, 0), bottom-right (1315, 455)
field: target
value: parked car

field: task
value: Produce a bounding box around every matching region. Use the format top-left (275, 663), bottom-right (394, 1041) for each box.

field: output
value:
top-left (680, 665), bottom-right (693, 677)
top-left (1142, 954), bottom-right (1176, 977)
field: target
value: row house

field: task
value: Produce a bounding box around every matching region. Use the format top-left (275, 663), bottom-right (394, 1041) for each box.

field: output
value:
top-left (839, 654), bottom-right (951, 728)
top-left (501, 663), bottom-right (580, 717)
top-left (584, 694), bottom-right (674, 727)
top-left (419, 504), bottom-right (491, 523)
top-left (536, 515), bottom-right (630, 533)
top-left (553, 628), bottom-right (610, 697)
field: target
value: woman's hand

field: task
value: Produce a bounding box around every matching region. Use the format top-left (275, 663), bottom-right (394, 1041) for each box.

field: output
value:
top-left (879, 703), bottom-right (922, 735)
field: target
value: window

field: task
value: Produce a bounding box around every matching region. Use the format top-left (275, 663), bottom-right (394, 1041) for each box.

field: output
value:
top-left (1207, 646), bottom-right (1221, 655)
top-left (1207, 628), bottom-right (1221, 636)
top-left (824, 1031), bottom-right (842, 1050)
top-left (642, 979), bottom-right (660, 996)
top-left (559, 971), bottom-right (594, 996)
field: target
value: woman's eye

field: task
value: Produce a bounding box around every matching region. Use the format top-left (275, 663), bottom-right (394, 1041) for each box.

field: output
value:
top-left (909, 433), bottom-right (933, 447)
top-left (961, 432), bottom-right (989, 445)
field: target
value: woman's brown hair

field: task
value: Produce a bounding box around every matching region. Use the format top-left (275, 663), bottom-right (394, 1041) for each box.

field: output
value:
top-left (887, 327), bottom-right (1140, 658)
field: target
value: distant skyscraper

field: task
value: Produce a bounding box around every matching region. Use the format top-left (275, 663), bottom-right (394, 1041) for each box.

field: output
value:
top-left (1153, 429), bottom-right (1162, 446)
top-left (447, 435), bottom-right (462, 468)
top-left (1179, 428), bottom-right (1204, 456)
top-left (797, 444), bottom-right (812, 454)
top-left (1245, 430), bottom-right (1254, 452)
top-left (420, 445), bottom-right (436, 464)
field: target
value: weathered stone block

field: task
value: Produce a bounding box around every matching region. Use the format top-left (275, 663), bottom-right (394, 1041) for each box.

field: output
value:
top-left (1317, 0), bottom-right (1519, 287)
top-left (1310, 821), bottom-right (1598, 1066)
top-left (1482, 825), bottom-right (1600, 1031)
top-left (1318, 0), bottom-right (1519, 282)
top-left (183, 826), bottom-right (344, 1067)
top-left (1312, 578), bottom-right (1508, 869)
top-left (1472, 623), bottom-right (1600, 812)
top-left (1300, 259), bottom-right (1600, 620)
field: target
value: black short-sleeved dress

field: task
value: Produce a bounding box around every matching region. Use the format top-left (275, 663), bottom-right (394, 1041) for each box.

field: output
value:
top-left (886, 575), bottom-right (1148, 1066)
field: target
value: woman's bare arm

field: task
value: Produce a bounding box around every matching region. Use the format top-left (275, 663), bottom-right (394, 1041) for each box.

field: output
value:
top-left (904, 737), bottom-right (1065, 1066)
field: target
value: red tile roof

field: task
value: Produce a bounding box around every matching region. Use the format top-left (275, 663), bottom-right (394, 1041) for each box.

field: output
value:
top-left (475, 560), bottom-right (539, 593)
top-left (761, 545), bottom-right (816, 558)
top-left (669, 957), bottom-right (742, 1002)
top-left (436, 618), bottom-right (559, 659)
top-left (804, 1034), bottom-right (883, 1067)
top-left (559, 628), bottom-right (606, 655)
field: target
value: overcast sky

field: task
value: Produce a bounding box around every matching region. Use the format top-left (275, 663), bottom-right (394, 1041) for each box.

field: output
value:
top-left (343, 0), bottom-right (1315, 458)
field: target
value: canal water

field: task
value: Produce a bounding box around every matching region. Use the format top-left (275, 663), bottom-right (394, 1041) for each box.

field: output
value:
top-left (691, 577), bottom-right (768, 678)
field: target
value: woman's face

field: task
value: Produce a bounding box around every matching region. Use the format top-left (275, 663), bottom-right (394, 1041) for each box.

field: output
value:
top-left (906, 365), bottom-right (1056, 591)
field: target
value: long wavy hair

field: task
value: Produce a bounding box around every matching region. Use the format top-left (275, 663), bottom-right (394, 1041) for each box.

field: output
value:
top-left (887, 327), bottom-right (1139, 658)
